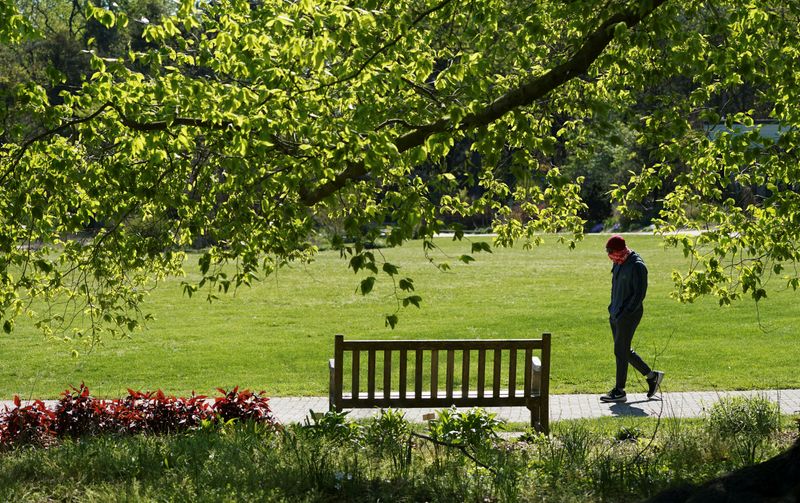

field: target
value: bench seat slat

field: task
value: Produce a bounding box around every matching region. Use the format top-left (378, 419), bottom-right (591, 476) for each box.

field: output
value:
top-left (340, 390), bottom-right (541, 400)
top-left (339, 398), bottom-right (537, 408)
top-left (339, 391), bottom-right (540, 409)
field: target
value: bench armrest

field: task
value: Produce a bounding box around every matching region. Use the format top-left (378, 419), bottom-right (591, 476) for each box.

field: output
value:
top-left (530, 356), bottom-right (542, 394)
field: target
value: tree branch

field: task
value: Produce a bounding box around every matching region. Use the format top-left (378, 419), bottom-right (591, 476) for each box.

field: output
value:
top-left (410, 431), bottom-right (497, 473)
top-left (110, 104), bottom-right (235, 132)
top-left (307, 0), bottom-right (455, 92)
top-left (298, 0), bottom-right (668, 206)
top-left (0, 101), bottom-right (114, 185)
top-left (401, 76), bottom-right (443, 106)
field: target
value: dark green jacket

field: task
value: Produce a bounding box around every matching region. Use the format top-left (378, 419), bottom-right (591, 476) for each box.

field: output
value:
top-left (608, 251), bottom-right (647, 321)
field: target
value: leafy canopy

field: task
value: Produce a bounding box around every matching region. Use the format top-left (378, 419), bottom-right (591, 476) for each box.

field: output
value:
top-left (1, 0), bottom-right (799, 342)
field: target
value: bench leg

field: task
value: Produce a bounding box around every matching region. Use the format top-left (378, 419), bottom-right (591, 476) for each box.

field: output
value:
top-left (541, 399), bottom-right (549, 435)
top-left (529, 402), bottom-right (549, 435)
top-left (529, 403), bottom-right (541, 432)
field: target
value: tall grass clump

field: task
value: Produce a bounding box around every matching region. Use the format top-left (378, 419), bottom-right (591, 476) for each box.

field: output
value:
top-left (364, 408), bottom-right (412, 476)
top-left (704, 394), bottom-right (781, 464)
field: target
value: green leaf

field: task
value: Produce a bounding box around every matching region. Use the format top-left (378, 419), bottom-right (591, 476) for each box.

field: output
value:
top-left (471, 242), bottom-right (492, 253)
top-left (402, 295), bottom-right (422, 308)
top-left (199, 253), bottom-right (211, 275)
top-left (385, 315), bottom-right (398, 329)
top-left (398, 278), bottom-right (414, 291)
top-left (613, 21), bottom-right (628, 38)
top-left (382, 263), bottom-right (399, 275)
top-left (89, 5), bottom-right (116, 28)
top-left (360, 276), bottom-right (376, 295)
top-left (350, 255), bottom-right (364, 273)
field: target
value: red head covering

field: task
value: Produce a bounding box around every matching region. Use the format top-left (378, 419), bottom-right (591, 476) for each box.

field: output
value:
top-left (606, 235), bottom-right (626, 252)
top-left (606, 235), bottom-right (630, 264)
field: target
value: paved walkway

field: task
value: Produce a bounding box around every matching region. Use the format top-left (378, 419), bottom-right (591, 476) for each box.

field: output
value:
top-left (271, 389), bottom-right (800, 424)
top-left (6, 389), bottom-right (799, 425)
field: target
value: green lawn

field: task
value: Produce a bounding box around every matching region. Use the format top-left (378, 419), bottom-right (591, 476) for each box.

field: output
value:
top-left (2, 234), bottom-right (799, 398)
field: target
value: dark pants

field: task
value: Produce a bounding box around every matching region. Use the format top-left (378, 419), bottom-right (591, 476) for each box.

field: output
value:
top-left (610, 308), bottom-right (652, 390)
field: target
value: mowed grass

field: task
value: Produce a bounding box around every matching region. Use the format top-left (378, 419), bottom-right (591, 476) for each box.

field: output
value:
top-left (1, 234), bottom-right (799, 398)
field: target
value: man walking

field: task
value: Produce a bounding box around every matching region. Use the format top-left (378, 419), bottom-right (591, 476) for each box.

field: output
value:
top-left (601, 235), bottom-right (664, 403)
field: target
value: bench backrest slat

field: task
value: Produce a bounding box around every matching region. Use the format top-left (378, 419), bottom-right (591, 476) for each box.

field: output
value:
top-left (352, 349), bottom-right (360, 399)
top-left (415, 349), bottom-right (423, 400)
top-left (431, 350), bottom-right (439, 399)
top-left (524, 347), bottom-right (532, 395)
top-left (477, 350), bottom-right (486, 399)
top-left (446, 349), bottom-right (455, 400)
top-left (508, 348), bottom-right (517, 397)
top-left (383, 349), bottom-right (392, 399)
top-left (461, 350), bottom-right (470, 398)
top-left (399, 349), bottom-right (407, 399)
top-left (368, 350), bottom-right (376, 400)
top-left (493, 349), bottom-right (501, 398)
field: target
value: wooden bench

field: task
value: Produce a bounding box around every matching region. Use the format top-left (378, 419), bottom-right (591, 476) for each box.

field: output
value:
top-left (329, 333), bottom-right (551, 433)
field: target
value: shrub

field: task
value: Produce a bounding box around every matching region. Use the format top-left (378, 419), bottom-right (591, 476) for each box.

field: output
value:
top-left (365, 408), bottom-right (410, 448)
top-left (706, 394), bottom-right (781, 439)
top-left (0, 396), bottom-right (56, 448)
top-left (123, 389), bottom-right (214, 434)
top-left (705, 394), bottom-right (781, 464)
top-left (1, 384), bottom-right (280, 449)
top-left (526, 421), bottom-right (596, 480)
top-left (54, 383), bottom-right (113, 437)
top-left (615, 425), bottom-right (644, 443)
top-left (364, 409), bottom-right (411, 473)
top-left (212, 387), bottom-right (275, 424)
top-left (301, 409), bottom-right (362, 443)
top-left (427, 406), bottom-right (503, 449)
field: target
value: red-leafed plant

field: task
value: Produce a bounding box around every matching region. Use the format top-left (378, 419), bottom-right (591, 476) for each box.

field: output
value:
top-left (122, 389), bottom-right (213, 434)
top-left (102, 398), bottom-right (145, 434)
top-left (0, 396), bottom-right (56, 447)
top-left (1, 384), bottom-right (280, 449)
top-left (213, 387), bottom-right (275, 424)
top-left (54, 383), bottom-right (112, 437)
